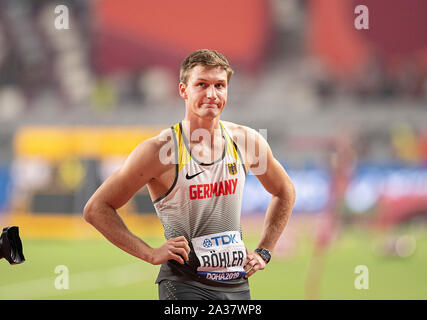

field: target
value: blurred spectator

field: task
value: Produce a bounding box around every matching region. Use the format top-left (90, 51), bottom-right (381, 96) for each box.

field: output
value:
top-left (138, 67), bottom-right (179, 106)
top-left (90, 78), bottom-right (116, 112)
top-left (391, 123), bottom-right (422, 164)
top-left (0, 86), bottom-right (25, 121)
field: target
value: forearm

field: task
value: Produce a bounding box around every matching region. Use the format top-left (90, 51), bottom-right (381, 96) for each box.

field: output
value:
top-left (84, 202), bottom-right (153, 263)
top-left (257, 193), bottom-right (294, 252)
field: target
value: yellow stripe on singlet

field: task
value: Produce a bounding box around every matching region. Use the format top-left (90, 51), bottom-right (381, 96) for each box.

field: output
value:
top-left (173, 123), bottom-right (191, 171)
top-left (173, 122), bottom-right (242, 171)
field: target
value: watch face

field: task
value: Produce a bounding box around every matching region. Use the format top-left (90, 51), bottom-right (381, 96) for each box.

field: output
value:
top-left (256, 248), bottom-right (270, 263)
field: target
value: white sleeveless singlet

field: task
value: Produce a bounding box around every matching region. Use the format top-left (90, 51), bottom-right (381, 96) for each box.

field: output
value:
top-left (153, 121), bottom-right (249, 290)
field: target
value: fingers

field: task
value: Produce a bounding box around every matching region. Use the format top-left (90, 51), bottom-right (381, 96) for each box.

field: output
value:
top-left (150, 236), bottom-right (192, 265)
top-left (244, 256), bottom-right (257, 277)
top-left (173, 247), bottom-right (190, 263)
top-left (172, 236), bottom-right (191, 253)
top-left (244, 263), bottom-right (261, 278)
top-left (170, 253), bottom-right (185, 265)
top-left (244, 250), bottom-right (266, 278)
top-left (167, 236), bottom-right (191, 265)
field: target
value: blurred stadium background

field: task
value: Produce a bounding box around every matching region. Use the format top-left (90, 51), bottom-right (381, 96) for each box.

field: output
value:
top-left (0, 0), bottom-right (427, 299)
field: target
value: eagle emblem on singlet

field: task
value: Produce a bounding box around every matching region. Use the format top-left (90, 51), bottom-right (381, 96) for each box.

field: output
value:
top-left (228, 162), bottom-right (237, 175)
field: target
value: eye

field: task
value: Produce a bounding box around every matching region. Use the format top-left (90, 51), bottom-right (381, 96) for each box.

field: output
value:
top-left (215, 83), bottom-right (225, 89)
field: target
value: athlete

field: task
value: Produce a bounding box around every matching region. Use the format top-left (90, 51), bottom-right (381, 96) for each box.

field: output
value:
top-left (83, 49), bottom-right (296, 300)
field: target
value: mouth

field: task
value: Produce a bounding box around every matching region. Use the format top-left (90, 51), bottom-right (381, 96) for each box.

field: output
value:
top-left (201, 103), bottom-right (218, 108)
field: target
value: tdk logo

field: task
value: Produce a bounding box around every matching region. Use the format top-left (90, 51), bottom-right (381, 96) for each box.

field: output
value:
top-left (203, 234), bottom-right (238, 248)
top-left (203, 239), bottom-right (213, 248)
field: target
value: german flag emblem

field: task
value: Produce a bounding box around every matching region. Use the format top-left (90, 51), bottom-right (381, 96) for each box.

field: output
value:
top-left (228, 162), bottom-right (237, 175)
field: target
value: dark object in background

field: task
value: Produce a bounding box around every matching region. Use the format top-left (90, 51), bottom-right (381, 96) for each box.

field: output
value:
top-left (0, 226), bottom-right (25, 265)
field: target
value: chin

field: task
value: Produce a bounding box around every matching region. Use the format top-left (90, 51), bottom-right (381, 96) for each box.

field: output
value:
top-left (197, 108), bottom-right (221, 118)
top-left (199, 112), bottom-right (218, 120)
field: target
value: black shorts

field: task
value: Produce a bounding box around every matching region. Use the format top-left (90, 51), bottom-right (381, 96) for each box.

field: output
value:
top-left (158, 279), bottom-right (251, 300)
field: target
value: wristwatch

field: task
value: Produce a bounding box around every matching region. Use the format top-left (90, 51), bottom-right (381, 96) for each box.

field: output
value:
top-left (254, 248), bottom-right (271, 264)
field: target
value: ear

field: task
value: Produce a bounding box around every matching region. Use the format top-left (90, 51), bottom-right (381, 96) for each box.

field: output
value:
top-left (179, 82), bottom-right (188, 99)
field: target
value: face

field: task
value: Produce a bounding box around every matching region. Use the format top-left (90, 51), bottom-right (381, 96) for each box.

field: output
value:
top-left (179, 65), bottom-right (228, 120)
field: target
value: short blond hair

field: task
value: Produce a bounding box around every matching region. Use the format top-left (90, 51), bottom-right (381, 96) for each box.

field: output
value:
top-left (180, 49), bottom-right (234, 85)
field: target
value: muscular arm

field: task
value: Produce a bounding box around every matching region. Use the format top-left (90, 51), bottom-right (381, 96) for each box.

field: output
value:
top-left (233, 126), bottom-right (296, 277)
top-left (254, 145), bottom-right (295, 253)
top-left (83, 133), bottom-right (190, 265)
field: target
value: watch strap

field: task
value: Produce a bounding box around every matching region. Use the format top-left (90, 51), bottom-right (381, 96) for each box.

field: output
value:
top-left (254, 248), bottom-right (271, 263)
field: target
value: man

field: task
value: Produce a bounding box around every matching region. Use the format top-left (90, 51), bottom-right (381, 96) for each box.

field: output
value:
top-left (83, 49), bottom-right (295, 300)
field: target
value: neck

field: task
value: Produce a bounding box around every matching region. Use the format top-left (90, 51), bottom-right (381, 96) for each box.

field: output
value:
top-left (182, 114), bottom-right (224, 149)
top-left (183, 113), bottom-right (222, 137)
top-left (184, 115), bottom-right (220, 132)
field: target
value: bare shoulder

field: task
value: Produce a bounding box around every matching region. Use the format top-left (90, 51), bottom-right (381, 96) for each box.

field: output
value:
top-left (221, 120), bottom-right (245, 130)
top-left (134, 127), bottom-right (175, 153)
top-left (221, 120), bottom-right (250, 137)
top-left (221, 120), bottom-right (266, 144)
top-left (122, 127), bottom-right (176, 177)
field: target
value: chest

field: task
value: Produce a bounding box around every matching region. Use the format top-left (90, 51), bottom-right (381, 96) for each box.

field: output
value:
top-left (178, 157), bottom-right (244, 200)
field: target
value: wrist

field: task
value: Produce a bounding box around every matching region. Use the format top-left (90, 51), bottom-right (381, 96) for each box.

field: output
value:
top-left (141, 245), bottom-right (155, 264)
top-left (254, 248), bottom-right (271, 264)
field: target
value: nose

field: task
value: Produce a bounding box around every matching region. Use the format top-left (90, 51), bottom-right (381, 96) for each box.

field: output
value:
top-left (206, 85), bottom-right (217, 99)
